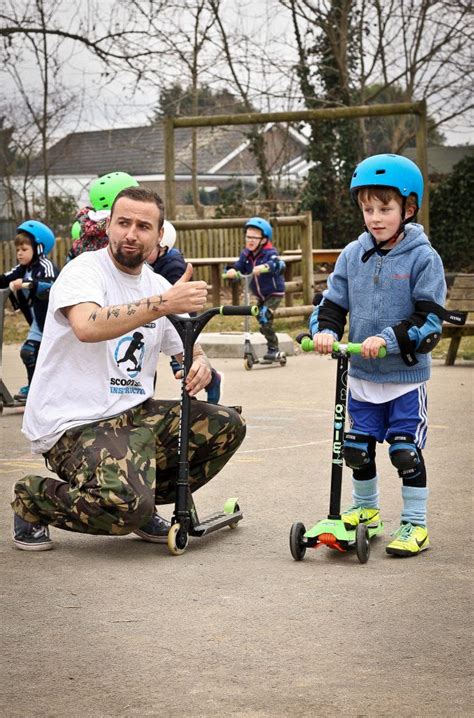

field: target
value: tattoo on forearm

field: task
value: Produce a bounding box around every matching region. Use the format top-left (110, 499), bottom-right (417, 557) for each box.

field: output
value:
top-left (86, 295), bottom-right (166, 323)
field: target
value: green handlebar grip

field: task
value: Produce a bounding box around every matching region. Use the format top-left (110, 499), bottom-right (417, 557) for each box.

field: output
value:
top-left (302, 337), bottom-right (386, 357)
top-left (333, 341), bottom-right (387, 358)
top-left (300, 336), bottom-right (314, 352)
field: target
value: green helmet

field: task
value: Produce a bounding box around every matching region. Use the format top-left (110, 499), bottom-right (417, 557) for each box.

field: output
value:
top-left (89, 172), bottom-right (139, 211)
top-left (71, 221), bottom-right (81, 240)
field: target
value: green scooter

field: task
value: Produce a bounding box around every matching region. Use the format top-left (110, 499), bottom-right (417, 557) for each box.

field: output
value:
top-left (289, 338), bottom-right (386, 564)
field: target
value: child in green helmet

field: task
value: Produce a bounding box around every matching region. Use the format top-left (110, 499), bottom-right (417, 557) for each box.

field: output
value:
top-left (67, 172), bottom-right (139, 261)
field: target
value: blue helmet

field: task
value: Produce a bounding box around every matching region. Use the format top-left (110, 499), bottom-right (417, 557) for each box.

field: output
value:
top-left (245, 217), bottom-right (273, 241)
top-left (17, 220), bottom-right (55, 255)
top-left (350, 154), bottom-right (424, 209)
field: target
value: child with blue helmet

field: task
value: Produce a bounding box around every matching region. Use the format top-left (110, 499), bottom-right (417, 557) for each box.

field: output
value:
top-left (0, 220), bottom-right (59, 400)
top-left (308, 154), bottom-right (463, 557)
top-left (226, 217), bottom-right (286, 360)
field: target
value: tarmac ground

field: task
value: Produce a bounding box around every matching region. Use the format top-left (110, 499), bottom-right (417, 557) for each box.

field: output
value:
top-left (0, 343), bottom-right (472, 717)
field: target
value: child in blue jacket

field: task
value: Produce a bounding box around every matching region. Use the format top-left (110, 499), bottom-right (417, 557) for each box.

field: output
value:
top-left (226, 217), bottom-right (285, 360)
top-left (0, 220), bottom-right (59, 400)
top-left (309, 154), bottom-right (463, 557)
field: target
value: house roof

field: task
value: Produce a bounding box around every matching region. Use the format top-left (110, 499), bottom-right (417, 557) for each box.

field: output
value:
top-left (32, 122), bottom-right (309, 179)
top-left (403, 145), bottom-right (473, 176)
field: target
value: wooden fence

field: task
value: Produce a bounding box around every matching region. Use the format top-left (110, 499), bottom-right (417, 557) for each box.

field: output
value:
top-left (0, 216), bottom-right (321, 305)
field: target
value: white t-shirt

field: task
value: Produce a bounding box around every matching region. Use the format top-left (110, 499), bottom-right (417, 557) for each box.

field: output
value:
top-left (22, 248), bottom-right (184, 453)
top-left (348, 377), bottom-right (423, 404)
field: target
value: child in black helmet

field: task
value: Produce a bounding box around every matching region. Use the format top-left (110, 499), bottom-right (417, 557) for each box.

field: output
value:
top-left (226, 216), bottom-right (286, 360)
top-left (0, 220), bottom-right (59, 400)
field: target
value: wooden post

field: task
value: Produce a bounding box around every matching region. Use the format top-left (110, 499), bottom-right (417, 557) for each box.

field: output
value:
top-left (301, 212), bottom-right (314, 305)
top-left (210, 264), bottom-right (221, 307)
top-left (415, 100), bottom-right (429, 234)
top-left (164, 116), bottom-right (176, 220)
top-left (284, 261), bottom-right (294, 307)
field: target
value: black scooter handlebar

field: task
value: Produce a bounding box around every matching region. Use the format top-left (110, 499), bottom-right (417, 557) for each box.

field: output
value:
top-left (220, 305), bottom-right (259, 317)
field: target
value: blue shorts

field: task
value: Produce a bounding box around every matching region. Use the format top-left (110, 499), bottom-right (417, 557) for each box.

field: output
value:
top-left (348, 385), bottom-right (428, 448)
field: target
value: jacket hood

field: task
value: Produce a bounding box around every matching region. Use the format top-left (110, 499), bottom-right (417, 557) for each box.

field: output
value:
top-left (357, 222), bottom-right (430, 256)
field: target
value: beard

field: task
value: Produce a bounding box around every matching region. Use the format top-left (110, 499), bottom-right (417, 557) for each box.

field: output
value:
top-left (110, 241), bottom-right (146, 269)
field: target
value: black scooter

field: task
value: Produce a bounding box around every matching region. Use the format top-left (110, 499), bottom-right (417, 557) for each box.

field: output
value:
top-left (0, 287), bottom-right (28, 414)
top-left (165, 303), bottom-right (257, 555)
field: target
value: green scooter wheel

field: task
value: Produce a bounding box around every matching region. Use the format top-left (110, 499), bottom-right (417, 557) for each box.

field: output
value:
top-left (289, 522), bottom-right (307, 561)
top-left (356, 523), bottom-right (370, 563)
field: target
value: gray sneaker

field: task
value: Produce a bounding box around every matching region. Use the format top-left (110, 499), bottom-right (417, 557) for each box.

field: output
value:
top-left (13, 513), bottom-right (53, 551)
top-left (134, 512), bottom-right (171, 543)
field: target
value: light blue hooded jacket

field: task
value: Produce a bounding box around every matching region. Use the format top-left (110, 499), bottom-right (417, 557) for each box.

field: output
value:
top-left (309, 223), bottom-right (446, 383)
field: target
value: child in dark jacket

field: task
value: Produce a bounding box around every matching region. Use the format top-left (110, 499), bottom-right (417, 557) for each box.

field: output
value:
top-left (147, 220), bottom-right (222, 404)
top-left (225, 216), bottom-right (285, 360)
top-left (0, 220), bottom-right (59, 400)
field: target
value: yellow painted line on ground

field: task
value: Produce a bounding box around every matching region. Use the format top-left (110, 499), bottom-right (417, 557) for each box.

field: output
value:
top-left (239, 438), bottom-right (330, 454)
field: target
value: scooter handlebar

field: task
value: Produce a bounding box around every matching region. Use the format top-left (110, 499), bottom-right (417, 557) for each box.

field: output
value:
top-left (301, 336), bottom-right (387, 358)
top-left (220, 305), bottom-right (259, 317)
top-left (222, 265), bottom-right (270, 280)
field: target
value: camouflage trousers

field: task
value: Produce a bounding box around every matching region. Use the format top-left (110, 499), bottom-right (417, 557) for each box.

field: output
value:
top-left (12, 398), bottom-right (246, 536)
top-left (258, 295), bottom-right (283, 348)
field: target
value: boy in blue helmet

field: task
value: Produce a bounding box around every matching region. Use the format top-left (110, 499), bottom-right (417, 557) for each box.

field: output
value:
top-left (0, 220), bottom-right (59, 400)
top-left (308, 154), bottom-right (464, 557)
top-left (226, 216), bottom-right (285, 360)
top-left (146, 220), bottom-right (222, 404)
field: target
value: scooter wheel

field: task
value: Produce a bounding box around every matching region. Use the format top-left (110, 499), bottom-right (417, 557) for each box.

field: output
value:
top-left (289, 521), bottom-right (307, 561)
top-left (224, 498), bottom-right (241, 529)
top-left (244, 356), bottom-right (253, 370)
top-left (167, 523), bottom-right (188, 555)
top-left (279, 355), bottom-right (287, 366)
top-left (0, 399), bottom-right (3, 415)
top-left (356, 523), bottom-right (370, 564)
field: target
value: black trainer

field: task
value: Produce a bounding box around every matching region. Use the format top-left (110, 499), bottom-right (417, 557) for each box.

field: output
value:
top-left (13, 513), bottom-right (53, 551)
top-left (134, 512), bottom-right (171, 543)
top-left (263, 347), bottom-right (280, 361)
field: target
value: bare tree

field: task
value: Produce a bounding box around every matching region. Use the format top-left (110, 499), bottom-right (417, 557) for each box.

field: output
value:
top-left (281, 0), bottom-right (473, 150)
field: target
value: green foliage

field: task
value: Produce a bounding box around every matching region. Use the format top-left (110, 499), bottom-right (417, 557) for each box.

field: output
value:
top-left (429, 154), bottom-right (474, 272)
top-left (150, 83), bottom-right (251, 120)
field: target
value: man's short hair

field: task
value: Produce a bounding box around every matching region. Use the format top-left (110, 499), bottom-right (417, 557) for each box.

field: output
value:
top-left (110, 187), bottom-right (165, 228)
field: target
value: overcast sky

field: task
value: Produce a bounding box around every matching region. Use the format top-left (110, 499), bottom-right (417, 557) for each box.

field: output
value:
top-left (2, 0), bottom-right (472, 146)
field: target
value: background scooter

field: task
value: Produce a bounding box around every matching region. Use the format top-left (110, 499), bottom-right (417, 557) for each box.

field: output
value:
top-left (165, 303), bottom-right (258, 555)
top-left (222, 268), bottom-right (287, 370)
top-left (0, 285), bottom-right (31, 414)
top-left (289, 337), bottom-right (386, 564)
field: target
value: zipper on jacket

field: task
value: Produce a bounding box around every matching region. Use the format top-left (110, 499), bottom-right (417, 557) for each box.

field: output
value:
top-left (374, 256), bottom-right (383, 284)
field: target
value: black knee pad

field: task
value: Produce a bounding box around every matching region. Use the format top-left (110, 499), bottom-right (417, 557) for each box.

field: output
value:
top-left (388, 434), bottom-right (420, 472)
top-left (343, 432), bottom-right (376, 470)
top-left (20, 339), bottom-right (40, 369)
